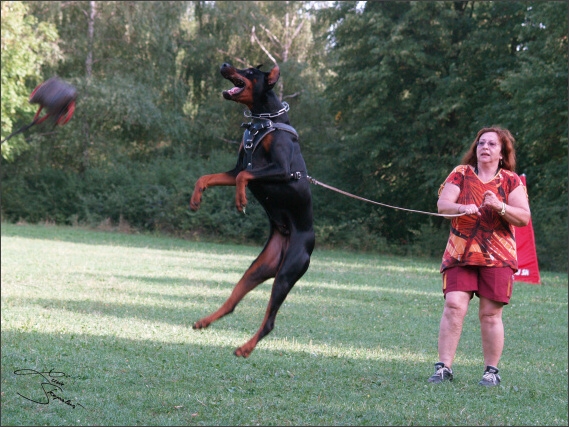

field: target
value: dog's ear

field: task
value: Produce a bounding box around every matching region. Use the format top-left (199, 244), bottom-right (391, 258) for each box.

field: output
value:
top-left (256, 64), bottom-right (263, 70)
top-left (267, 64), bottom-right (280, 88)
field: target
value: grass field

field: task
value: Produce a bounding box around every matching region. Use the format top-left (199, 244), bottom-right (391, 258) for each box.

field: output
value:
top-left (1, 222), bottom-right (567, 426)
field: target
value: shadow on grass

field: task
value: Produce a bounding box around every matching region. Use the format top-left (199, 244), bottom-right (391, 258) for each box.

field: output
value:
top-left (75, 270), bottom-right (443, 302)
top-left (15, 284), bottom-right (434, 335)
top-left (1, 222), bottom-right (259, 254)
top-left (2, 222), bottom-right (442, 273)
top-left (18, 296), bottom-right (240, 328)
top-left (1, 328), bottom-right (248, 426)
top-left (5, 324), bottom-right (563, 427)
top-left (0, 328), bottom-right (462, 426)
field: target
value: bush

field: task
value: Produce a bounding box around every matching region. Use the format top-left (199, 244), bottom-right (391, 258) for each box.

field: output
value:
top-left (1, 153), bottom-right (566, 273)
top-left (1, 168), bottom-right (82, 224)
top-left (531, 202), bottom-right (568, 272)
top-left (1, 152), bottom-right (272, 246)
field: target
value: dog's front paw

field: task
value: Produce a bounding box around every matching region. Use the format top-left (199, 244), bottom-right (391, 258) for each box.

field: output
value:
top-left (190, 177), bottom-right (209, 211)
top-left (234, 337), bottom-right (258, 357)
top-left (190, 188), bottom-right (204, 211)
top-left (235, 189), bottom-right (248, 213)
top-left (235, 173), bottom-right (250, 213)
top-left (189, 196), bottom-right (201, 211)
top-left (234, 345), bottom-right (253, 358)
top-left (193, 319), bottom-right (209, 329)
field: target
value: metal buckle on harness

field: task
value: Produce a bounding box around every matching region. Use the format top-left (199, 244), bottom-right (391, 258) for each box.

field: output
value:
top-left (292, 172), bottom-right (302, 180)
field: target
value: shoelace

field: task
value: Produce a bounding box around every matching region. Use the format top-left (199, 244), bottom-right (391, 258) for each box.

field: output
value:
top-left (481, 371), bottom-right (498, 383)
top-left (436, 367), bottom-right (449, 379)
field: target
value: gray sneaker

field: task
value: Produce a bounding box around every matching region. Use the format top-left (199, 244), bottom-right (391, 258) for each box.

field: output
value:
top-left (479, 365), bottom-right (501, 386)
top-left (428, 362), bottom-right (453, 383)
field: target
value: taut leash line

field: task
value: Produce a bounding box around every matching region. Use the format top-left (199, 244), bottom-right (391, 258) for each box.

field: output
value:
top-left (307, 176), bottom-right (466, 218)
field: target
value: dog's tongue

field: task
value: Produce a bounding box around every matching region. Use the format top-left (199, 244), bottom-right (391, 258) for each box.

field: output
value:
top-left (226, 87), bottom-right (241, 95)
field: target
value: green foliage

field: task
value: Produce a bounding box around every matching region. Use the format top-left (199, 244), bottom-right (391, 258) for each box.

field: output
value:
top-left (322, 1), bottom-right (524, 240)
top-left (497, 2), bottom-right (568, 271)
top-left (1, 168), bottom-right (81, 224)
top-left (0, 1), bottom-right (566, 272)
top-left (0, 152), bottom-right (269, 244)
top-left (320, 0), bottom-right (567, 270)
top-left (0, 0), bottom-right (61, 160)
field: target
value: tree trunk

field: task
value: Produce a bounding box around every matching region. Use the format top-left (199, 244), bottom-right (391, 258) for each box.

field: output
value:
top-left (86, 1), bottom-right (96, 79)
top-left (81, 1), bottom-right (96, 175)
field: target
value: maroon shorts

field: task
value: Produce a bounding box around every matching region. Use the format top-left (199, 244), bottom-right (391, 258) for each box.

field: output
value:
top-left (442, 265), bottom-right (515, 304)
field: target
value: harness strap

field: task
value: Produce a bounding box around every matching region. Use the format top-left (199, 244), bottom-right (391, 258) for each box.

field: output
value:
top-left (272, 123), bottom-right (298, 139)
top-left (240, 120), bottom-right (299, 171)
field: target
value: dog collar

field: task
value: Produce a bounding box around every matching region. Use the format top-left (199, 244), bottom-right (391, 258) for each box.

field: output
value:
top-left (244, 102), bottom-right (289, 119)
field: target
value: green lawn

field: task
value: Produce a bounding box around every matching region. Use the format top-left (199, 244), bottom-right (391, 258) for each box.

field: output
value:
top-left (1, 223), bottom-right (567, 426)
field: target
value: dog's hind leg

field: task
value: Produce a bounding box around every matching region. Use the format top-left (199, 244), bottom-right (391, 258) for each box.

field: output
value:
top-left (234, 231), bottom-right (313, 358)
top-left (192, 232), bottom-right (285, 330)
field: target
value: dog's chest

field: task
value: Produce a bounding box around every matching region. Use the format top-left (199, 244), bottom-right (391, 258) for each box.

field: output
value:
top-left (241, 127), bottom-right (275, 170)
top-left (239, 120), bottom-right (300, 171)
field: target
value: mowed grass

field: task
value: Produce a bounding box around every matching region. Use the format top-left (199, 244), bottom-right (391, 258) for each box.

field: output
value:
top-left (1, 222), bottom-right (567, 426)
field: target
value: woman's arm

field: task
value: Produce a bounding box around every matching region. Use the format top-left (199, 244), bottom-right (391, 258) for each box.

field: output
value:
top-left (437, 183), bottom-right (480, 218)
top-left (482, 185), bottom-right (531, 227)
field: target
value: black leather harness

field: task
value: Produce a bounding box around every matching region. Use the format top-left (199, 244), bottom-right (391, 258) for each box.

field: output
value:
top-left (240, 118), bottom-right (305, 179)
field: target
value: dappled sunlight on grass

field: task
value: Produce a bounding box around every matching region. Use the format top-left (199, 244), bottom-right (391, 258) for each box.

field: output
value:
top-left (309, 258), bottom-right (440, 275)
top-left (298, 281), bottom-right (440, 298)
top-left (2, 224), bottom-right (567, 426)
top-left (1, 306), bottom-right (501, 372)
top-left (1, 303), bottom-right (445, 365)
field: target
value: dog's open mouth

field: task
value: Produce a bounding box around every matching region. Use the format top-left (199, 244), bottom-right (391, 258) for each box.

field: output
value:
top-left (223, 77), bottom-right (245, 99)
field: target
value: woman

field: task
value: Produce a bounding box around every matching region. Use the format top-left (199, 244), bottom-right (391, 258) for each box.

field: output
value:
top-left (429, 126), bottom-right (531, 386)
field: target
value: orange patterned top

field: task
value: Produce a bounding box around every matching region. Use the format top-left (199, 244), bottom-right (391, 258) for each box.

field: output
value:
top-left (439, 165), bottom-right (526, 273)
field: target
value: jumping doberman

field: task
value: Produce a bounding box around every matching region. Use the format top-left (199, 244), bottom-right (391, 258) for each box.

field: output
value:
top-left (190, 62), bottom-right (315, 357)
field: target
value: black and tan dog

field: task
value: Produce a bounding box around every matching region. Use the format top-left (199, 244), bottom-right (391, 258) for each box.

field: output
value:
top-left (190, 63), bottom-right (315, 358)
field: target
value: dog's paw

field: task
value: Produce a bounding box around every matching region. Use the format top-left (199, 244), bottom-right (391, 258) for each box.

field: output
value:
top-left (234, 346), bottom-right (252, 358)
top-left (236, 203), bottom-right (247, 214)
top-left (192, 319), bottom-right (209, 329)
top-left (235, 194), bottom-right (248, 213)
top-left (234, 338), bottom-right (257, 358)
top-left (190, 190), bottom-right (204, 211)
top-left (189, 199), bottom-right (200, 211)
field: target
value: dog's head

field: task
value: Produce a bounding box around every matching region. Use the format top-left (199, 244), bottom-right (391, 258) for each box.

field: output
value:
top-left (220, 63), bottom-right (280, 109)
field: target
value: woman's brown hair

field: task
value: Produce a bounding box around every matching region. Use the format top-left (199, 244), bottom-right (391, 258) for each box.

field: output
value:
top-left (461, 126), bottom-right (517, 171)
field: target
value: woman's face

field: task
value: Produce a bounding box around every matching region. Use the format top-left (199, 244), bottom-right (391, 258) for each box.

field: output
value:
top-left (476, 131), bottom-right (502, 166)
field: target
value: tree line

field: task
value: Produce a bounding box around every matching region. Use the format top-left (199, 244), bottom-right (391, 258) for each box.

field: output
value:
top-left (1, 1), bottom-right (567, 271)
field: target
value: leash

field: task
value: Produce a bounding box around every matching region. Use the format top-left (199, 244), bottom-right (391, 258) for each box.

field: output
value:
top-left (307, 176), bottom-right (466, 218)
top-left (1, 120), bottom-right (39, 144)
top-left (241, 103), bottom-right (462, 218)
